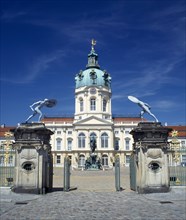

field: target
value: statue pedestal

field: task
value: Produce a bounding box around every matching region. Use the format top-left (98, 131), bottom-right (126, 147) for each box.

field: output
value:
top-left (130, 122), bottom-right (172, 193)
top-left (11, 123), bottom-right (53, 194)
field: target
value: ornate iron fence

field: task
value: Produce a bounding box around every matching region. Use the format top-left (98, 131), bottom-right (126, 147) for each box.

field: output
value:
top-left (169, 166), bottom-right (186, 186)
top-left (169, 134), bottom-right (186, 186)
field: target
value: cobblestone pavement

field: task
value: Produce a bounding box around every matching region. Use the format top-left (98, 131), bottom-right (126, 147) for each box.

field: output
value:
top-left (0, 168), bottom-right (186, 220)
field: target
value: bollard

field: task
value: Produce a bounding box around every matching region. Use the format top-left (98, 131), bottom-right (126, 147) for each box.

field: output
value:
top-left (115, 156), bottom-right (121, 191)
top-left (63, 157), bottom-right (71, 192)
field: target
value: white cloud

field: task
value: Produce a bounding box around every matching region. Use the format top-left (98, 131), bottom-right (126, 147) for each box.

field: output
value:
top-left (112, 57), bottom-right (184, 98)
top-left (0, 50), bottom-right (65, 84)
top-left (1, 11), bottom-right (27, 20)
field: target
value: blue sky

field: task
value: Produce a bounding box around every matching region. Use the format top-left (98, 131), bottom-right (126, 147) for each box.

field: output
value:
top-left (1, 0), bottom-right (185, 126)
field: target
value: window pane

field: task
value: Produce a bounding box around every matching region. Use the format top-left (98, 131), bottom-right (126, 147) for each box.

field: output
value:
top-left (68, 140), bottom-right (72, 151)
top-left (56, 139), bottom-right (62, 150)
top-left (182, 155), bottom-right (186, 162)
top-left (125, 139), bottom-right (130, 150)
top-left (80, 99), bottom-right (84, 112)
top-left (102, 155), bottom-right (108, 165)
top-left (103, 99), bottom-right (107, 112)
top-left (101, 133), bottom-right (108, 148)
top-left (78, 133), bottom-right (85, 148)
top-left (115, 139), bottom-right (119, 150)
top-left (8, 156), bottom-right (13, 165)
top-left (0, 156), bottom-right (4, 165)
top-left (57, 155), bottom-right (61, 164)
top-left (79, 155), bottom-right (85, 167)
top-left (90, 98), bottom-right (96, 111)
top-left (181, 141), bottom-right (186, 148)
top-left (126, 155), bottom-right (130, 164)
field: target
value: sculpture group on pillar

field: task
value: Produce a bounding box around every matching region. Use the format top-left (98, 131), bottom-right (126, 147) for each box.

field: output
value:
top-left (25, 99), bottom-right (57, 123)
top-left (128, 96), bottom-right (158, 122)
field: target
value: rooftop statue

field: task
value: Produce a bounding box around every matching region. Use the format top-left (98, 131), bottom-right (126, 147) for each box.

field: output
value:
top-left (25, 99), bottom-right (57, 123)
top-left (128, 96), bottom-right (158, 122)
top-left (91, 39), bottom-right (96, 51)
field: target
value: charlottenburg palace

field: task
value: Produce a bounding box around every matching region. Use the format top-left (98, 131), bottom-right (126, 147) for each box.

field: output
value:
top-left (0, 42), bottom-right (186, 169)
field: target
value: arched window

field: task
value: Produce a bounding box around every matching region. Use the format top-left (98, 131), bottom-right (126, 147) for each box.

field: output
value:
top-left (78, 155), bottom-right (85, 167)
top-left (101, 133), bottom-right (108, 148)
top-left (103, 99), bottom-right (107, 112)
top-left (90, 98), bottom-right (96, 111)
top-left (79, 98), bottom-right (84, 112)
top-left (90, 132), bottom-right (97, 139)
top-left (78, 133), bottom-right (85, 148)
top-left (56, 138), bottom-right (62, 150)
top-left (102, 154), bottom-right (108, 166)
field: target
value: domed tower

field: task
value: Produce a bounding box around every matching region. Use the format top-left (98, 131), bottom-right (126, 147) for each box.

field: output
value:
top-left (74, 40), bottom-right (112, 122)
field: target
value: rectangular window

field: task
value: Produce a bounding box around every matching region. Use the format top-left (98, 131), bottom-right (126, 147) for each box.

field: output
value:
top-left (67, 140), bottom-right (72, 151)
top-left (56, 155), bottom-right (61, 164)
top-left (125, 130), bottom-right (130, 134)
top-left (125, 139), bottom-right (130, 150)
top-left (182, 155), bottom-right (186, 162)
top-left (68, 131), bottom-right (72, 135)
top-left (78, 156), bottom-right (85, 167)
top-left (90, 98), bottom-right (96, 111)
top-left (8, 156), bottom-right (13, 166)
top-left (101, 138), bottom-right (108, 148)
top-left (103, 99), bottom-right (107, 112)
top-left (115, 139), bottom-right (119, 150)
top-left (57, 131), bottom-right (61, 135)
top-left (181, 155), bottom-right (186, 166)
top-left (181, 141), bottom-right (186, 148)
top-left (78, 137), bottom-right (85, 148)
top-left (0, 156), bottom-right (4, 165)
top-left (80, 100), bottom-right (84, 112)
top-left (56, 139), bottom-right (61, 150)
top-left (126, 155), bottom-right (130, 165)
top-left (102, 156), bottom-right (108, 166)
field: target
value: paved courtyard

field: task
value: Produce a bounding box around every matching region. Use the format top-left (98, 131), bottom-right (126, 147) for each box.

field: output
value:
top-left (0, 167), bottom-right (186, 220)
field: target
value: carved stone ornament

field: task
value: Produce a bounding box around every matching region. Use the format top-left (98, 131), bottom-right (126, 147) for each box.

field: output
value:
top-left (147, 148), bottom-right (163, 159)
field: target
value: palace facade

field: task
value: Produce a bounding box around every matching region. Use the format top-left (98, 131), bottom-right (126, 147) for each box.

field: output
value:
top-left (42, 42), bottom-right (143, 168)
top-left (41, 42), bottom-right (185, 168)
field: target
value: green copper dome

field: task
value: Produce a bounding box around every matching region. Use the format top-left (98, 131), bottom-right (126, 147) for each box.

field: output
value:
top-left (75, 40), bottom-right (111, 89)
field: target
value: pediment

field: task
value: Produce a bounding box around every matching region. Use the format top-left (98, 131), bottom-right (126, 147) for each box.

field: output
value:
top-left (73, 116), bottom-right (113, 126)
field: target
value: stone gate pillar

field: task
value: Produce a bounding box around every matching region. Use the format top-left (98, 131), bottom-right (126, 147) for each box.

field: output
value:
top-left (130, 122), bottom-right (172, 193)
top-left (11, 123), bottom-right (53, 194)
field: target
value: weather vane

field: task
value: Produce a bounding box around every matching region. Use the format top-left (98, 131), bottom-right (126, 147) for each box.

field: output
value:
top-left (91, 39), bottom-right (96, 50)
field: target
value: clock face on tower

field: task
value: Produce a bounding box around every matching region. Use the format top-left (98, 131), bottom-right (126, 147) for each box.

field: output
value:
top-left (90, 87), bottom-right (96, 95)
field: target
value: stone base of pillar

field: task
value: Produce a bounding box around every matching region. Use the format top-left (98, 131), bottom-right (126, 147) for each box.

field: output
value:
top-left (130, 122), bottom-right (172, 194)
top-left (11, 123), bottom-right (53, 194)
